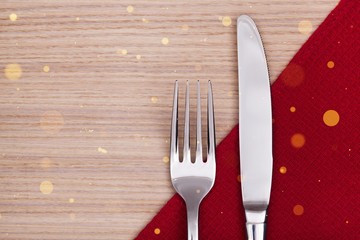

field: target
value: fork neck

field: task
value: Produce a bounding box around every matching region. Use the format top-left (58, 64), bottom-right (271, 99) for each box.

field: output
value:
top-left (186, 204), bottom-right (199, 240)
top-left (246, 223), bottom-right (266, 240)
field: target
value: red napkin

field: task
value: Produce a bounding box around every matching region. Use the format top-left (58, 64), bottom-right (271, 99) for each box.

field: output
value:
top-left (136, 0), bottom-right (360, 239)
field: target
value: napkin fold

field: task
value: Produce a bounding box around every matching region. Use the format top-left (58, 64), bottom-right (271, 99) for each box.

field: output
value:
top-left (136, 0), bottom-right (360, 239)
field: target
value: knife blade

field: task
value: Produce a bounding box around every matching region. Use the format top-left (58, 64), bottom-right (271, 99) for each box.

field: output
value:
top-left (237, 15), bottom-right (273, 240)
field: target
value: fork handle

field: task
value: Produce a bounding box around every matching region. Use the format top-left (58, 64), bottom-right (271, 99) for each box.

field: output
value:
top-left (186, 205), bottom-right (199, 240)
top-left (246, 223), bottom-right (266, 240)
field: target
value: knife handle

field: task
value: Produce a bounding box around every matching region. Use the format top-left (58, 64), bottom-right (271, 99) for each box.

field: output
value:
top-left (246, 223), bottom-right (266, 240)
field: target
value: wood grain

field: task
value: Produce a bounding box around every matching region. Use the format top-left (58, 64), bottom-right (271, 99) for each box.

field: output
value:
top-left (0, 0), bottom-right (338, 239)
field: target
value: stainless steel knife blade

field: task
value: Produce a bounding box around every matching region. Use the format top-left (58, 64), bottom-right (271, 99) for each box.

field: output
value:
top-left (237, 15), bottom-right (273, 240)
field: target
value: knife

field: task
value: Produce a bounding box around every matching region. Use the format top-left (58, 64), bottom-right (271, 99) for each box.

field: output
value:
top-left (237, 15), bottom-right (273, 240)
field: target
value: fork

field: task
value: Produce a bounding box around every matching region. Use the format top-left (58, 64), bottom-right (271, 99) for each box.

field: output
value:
top-left (170, 80), bottom-right (216, 240)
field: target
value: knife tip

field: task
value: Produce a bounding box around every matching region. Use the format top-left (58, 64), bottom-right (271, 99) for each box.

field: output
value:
top-left (237, 15), bottom-right (254, 25)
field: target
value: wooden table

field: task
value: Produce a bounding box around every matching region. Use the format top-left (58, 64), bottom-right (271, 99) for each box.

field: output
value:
top-left (0, 1), bottom-right (338, 239)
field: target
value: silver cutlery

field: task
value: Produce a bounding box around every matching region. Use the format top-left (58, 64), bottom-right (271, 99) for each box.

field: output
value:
top-left (170, 80), bottom-right (216, 240)
top-left (237, 15), bottom-right (273, 240)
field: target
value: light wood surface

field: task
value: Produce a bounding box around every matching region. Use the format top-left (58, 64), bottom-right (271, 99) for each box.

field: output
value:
top-left (0, 1), bottom-right (338, 239)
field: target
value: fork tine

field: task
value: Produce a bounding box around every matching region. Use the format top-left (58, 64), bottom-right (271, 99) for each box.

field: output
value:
top-left (170, 80), bottom-right (179, 163)
top-left (207, 80), bottom-right (216, 161)
top-left (183, 80), bottom-right (191, 163)
top-left (195, 80), bottom-right (203, 163)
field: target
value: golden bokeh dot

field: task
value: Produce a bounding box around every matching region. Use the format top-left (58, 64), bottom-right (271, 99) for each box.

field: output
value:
top-left (222, 16), bottom-right (232, 27)
top-left (117, 49), bottom-right (127, 55)
top-left (290, 106), bottom-right (296, 112)
top-left (40, 110), bottom-right (64, 134)
top-left (236, 175), bottom-right (241, 183)
top-left (162, 156), bottom-right (169, 163)
top-left (76, 17), bottom-right (80, 21)
top-left (279, 63), bottom-right (305, 87)
top-left (293, 204), bottom-right (304, 216)
top-left (97, 147), bottom-right (108, 154)
top-left (142, 18), bottom-right (149, 23)
top-left (40, 181), bottom-right (54, 194)
top-left (291, 133), bottom-right (305, 148)
top-left (218, 16), bottom-right (223, 21)
top-left (9, 13), bottom-right (17, 21)
top-left (136, 55), bottom-right (141, 60)
top-left (154, 228), bottom-right (161, 235)
top-left (43, 65), bottom-right (50, 73)
top-left (69, 198), bottom-right (75, 203)
top-left (4, 63), bottom-right (22, 81)
top-left (327, 61), bottom-right (335, 69)
top-left (151, 96), bottom-right (158, 103)
top-left (323, 110), bottom-right (340, 127)
top-left (279, 166), bottom-right (287, 174)
top-left (161, 37), bottom-right (169, 45)
top-left (127, 5), bottom-right (134, 13)
top-left (298, 20), bottom-right (313, 35)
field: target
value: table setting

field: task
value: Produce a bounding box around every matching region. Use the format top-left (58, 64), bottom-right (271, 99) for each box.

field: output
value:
top-left (0, 0), bottom-right (358, 239)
